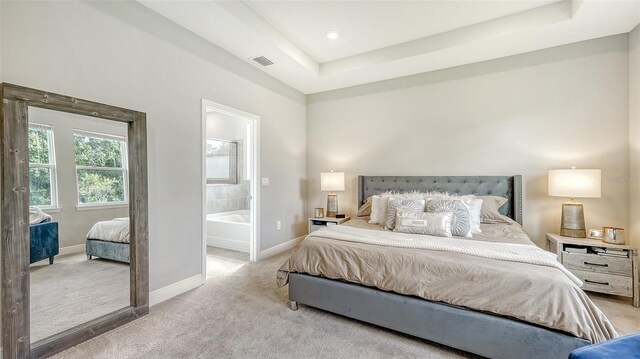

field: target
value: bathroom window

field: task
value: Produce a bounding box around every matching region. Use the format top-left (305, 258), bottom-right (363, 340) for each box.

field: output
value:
top-left (73, 130), bottom-right (128, 207)
top-left (28, 124), bottom-right (59, 208)
top-left (206, 139), bottom-right (238, 184)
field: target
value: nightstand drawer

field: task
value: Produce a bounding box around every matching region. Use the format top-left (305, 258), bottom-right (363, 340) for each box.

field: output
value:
top-left (571, 269), bottom-right (633, 297)
top-left (563, 252), bottom-right (632, 276)
top-left (309, 224), bottom-right (325, 232)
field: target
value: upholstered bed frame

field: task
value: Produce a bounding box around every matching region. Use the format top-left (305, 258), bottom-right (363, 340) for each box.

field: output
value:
top-left (357, 175), bottom-right (523, 224)
top-left (289, 175), bottom-right (590, 359)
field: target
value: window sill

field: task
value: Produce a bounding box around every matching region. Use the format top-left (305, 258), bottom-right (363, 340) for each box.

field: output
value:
top-left (76, 203), bottom-right (128, 211)
top-left (40, 207), bottom-right (62, 213)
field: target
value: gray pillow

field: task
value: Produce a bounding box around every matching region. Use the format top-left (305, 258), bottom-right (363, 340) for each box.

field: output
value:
top-left (357, 197), bottom-right (372, 217)
top-left (385, 199), bottom-right (424, 230)
top-left (394, 209), bottom-right (453, 237)
top-left (426, 199), bottom-right (471, 237)
top-left (477, 196), bottom-right (509, 224)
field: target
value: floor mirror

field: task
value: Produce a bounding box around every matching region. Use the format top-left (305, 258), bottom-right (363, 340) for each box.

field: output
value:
top-left (0, 83), bottom-right (149, 358)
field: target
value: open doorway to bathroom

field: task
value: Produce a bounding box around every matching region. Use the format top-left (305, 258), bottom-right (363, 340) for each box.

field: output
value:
top-left (201, 100), bottom-right (260, 282)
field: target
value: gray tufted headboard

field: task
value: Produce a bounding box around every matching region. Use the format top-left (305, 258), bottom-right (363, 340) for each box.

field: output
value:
top-left (357, 175), bottom-right (523, 225)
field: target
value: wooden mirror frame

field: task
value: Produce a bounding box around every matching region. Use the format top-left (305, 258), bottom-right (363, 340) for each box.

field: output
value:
top-left (0, 83), bottom-right (149, 358)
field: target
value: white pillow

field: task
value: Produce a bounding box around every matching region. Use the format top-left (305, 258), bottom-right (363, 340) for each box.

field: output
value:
top-left (368, 194), bottom-right (385, 224)
top-left (369, 191), bottom-right (423, 225)
top-left (459, 195), bottom-right (482, 235)
top-left (394, 209), bottom-right (453, 237)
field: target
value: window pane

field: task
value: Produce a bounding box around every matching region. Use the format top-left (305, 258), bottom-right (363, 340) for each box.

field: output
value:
top-left (74, 134), bottom-right (123, 168)
top-left (77, 169), bottom-right (126, 204)
top-left (29, 167), bottom-right (52, 206)
top-left (206, 140), bottom-right (230, 156)
top-left (29, 127), bottom-right (50, 164)
top-left (206, 139), bottom-right (236, 182)
top-left (206, 156), bottom-right (230, 179)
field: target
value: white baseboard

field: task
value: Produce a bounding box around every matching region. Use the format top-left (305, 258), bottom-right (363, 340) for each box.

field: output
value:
top-left (59, 244), bottom-right (86, 256)
top-left (258, 236), bottom-right (305, 260)
top-left (207, 236), bottom-right (249, 253)
top-left (150, 274), bottom-right (203, 306)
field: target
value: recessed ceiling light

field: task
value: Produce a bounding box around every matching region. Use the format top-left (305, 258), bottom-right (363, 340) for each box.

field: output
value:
top-left (325, 30), bottom-right (339, 40)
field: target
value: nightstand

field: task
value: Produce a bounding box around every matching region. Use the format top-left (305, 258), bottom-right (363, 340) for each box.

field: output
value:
top-left (546, 233), bottom-right (639, 307)
top-left (308, 217), bottom-right (350, 233)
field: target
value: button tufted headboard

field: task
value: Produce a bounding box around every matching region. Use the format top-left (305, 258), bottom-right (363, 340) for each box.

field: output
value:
top-left (357, 175), bottom-right (523, 225)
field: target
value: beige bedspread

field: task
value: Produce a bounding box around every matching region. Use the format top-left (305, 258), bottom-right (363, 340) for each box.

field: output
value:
top-left (277, 218), bottom-right (617, 343)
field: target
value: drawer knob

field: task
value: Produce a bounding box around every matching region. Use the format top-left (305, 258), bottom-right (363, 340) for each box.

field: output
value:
top-left (585, 279), bottom-right (609, 286)
top-left (584, 262), bottom-right (608, 267)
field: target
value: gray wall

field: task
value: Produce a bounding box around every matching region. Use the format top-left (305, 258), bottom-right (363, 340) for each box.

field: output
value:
top-left (630, 25), bottom-right (640, 250)
top-left (307, 35), bottom-right (630, 247)
top-left (0, 0), bottom-right (307, 291)
top-left (29, 107), bottom-right (129, 249)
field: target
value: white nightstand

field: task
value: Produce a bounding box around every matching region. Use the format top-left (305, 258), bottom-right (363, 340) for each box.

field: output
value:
top-left (308, 217), bottom-right (350, 233)
top-left (546, 233), bottom-right (639, 307)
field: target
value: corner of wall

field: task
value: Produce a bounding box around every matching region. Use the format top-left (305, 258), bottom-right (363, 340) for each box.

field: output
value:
top-left (629, 24), bottom-right (640, 249)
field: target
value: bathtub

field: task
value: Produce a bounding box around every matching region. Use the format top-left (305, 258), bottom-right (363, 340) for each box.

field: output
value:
top-left (206, 210), bottom-right (250, 253)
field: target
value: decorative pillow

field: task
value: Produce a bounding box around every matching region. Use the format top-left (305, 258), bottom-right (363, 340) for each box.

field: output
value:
top-left (369, 191), bottom-right (423, 225)
top-left (384, 199), bottom-right (424, 230)
top-left (477, 196), bottom-right (509, 224)
top-left (466, 198), bottom-right (483, 235)
top-left (368, 194), bottom-right (389, 224)
top-left (357, 197), bottom-right (372, 217)
top-left (394, 210), bottom-right (453, 237)
top-left (426, 199), bottom-right (471, 237)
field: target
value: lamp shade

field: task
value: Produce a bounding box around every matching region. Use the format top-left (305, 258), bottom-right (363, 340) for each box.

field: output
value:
top-left (548, 169), bottom-right (601, 198)
top-left (321, 172), bottom-right (345, 192)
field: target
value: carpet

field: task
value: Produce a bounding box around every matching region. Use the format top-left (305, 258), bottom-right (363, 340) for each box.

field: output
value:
top-left (30, 254), bottom-right (130, 343)
top-left (52, 246), bottom-right (640, 358)
top-left (53, 248), bottom-right (476, 358)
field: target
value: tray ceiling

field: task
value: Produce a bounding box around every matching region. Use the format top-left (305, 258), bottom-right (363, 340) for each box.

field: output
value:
top-left (139, 0), bottom-right (640, 94)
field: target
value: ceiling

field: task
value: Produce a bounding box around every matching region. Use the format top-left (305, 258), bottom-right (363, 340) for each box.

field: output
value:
top-left (139, 0), bottom-right (640, 94)
top-left (245, 0), bottom-right (559, 63)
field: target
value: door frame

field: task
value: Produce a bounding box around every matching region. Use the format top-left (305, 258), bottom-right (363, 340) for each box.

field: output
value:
top-left (201, 99), bottom-right (260, 282)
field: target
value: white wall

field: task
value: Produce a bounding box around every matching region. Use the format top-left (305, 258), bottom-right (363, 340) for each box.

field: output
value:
top-left (630, 25), bottom-right (640, 250)
top-left (29, 107), bottom-right (129, 249)
top-left (307, 35), bottom-right (630, 247)
top-left (1, 1), bottom-right (307, 291)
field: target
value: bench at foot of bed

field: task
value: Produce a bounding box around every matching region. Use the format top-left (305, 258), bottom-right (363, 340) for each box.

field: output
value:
top-left (86, 239), bottom-right (130, 264)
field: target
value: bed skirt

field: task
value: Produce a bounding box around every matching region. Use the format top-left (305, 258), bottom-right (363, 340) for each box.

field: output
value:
top-left (289, 273), bottom-right (590, 359)
top-left (86, 239), bottom-right (130, 264)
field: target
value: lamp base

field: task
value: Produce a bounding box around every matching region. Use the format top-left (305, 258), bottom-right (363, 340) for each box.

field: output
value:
top-left (326, 194), bottom-right (338, 217)
top-left (560, 202), bottom-right (586, 238)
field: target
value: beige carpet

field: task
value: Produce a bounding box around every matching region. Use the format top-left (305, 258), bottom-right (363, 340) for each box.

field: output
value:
top-left (30, 254), bottom-right (130, 343)
top-left (52, 247), bottom-right (640, 359)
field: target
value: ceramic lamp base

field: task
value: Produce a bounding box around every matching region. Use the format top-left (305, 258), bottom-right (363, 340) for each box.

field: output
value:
top-left (560, 202), bottom-right (586, 238)
top-left (326, 193), bottom-right (338, 217)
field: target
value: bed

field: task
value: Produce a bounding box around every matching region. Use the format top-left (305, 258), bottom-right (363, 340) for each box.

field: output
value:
top-left (277, 175), bottom-right (616, 359)
top-left (86, 217), bottom-right (130, 264)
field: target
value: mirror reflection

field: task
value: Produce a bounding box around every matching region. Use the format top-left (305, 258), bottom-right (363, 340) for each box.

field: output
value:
top-left (27, 107), bottom-right (130, 343)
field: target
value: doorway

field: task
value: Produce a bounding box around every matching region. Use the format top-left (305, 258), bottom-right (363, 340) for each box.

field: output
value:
top-left (201, 100), bottom-right (260, 283)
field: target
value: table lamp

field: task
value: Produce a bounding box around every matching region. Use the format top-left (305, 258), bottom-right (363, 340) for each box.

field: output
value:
top-left (548, 168), bottom-right (601, 238)
top-left (321, 171), bottom-right (345, 217)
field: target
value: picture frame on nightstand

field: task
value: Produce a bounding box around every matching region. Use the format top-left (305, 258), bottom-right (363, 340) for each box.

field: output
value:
top-left (588, 228), bottom-right (603, 240)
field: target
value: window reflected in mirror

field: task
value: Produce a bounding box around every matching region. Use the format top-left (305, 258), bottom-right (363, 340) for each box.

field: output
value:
top-left (28, 124), bottom-right (58, 209)
top-left (73, 131), bottom-right (128, 206)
